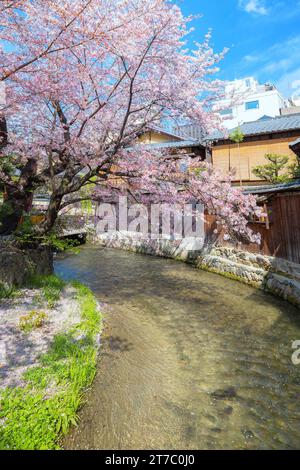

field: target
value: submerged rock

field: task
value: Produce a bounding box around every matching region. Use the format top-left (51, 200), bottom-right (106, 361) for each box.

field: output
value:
top-left (210, 427), bottom-right (222, 434)
top-left (223, 406), bottom-right (234, 415)
top-left (210, 387), bottom-right (237, 400)
top-left (242, 429), bottom-right (255, 440)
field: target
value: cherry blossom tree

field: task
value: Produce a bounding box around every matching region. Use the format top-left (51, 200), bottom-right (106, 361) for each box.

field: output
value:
top-left (0, 0), bottom-right (263, 242)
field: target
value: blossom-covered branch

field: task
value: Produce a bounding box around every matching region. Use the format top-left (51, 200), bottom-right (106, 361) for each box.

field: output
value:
top-left (0, 0), bottom-right (262, 243)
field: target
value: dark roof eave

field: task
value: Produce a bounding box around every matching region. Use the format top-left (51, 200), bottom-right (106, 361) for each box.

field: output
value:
top-left (207, 113), bottom-right (300, 143)
top-left (243, 179), bottom-right (300, 195)
top-left (208, 129), bottom-right (300, 145)
top-left (125, 140), bottom-right (205, 152)
top-left (290, 138), bottom-right (300, 156)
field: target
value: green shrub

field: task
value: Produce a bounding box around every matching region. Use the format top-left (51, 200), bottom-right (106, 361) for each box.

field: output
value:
top-left (42, 233), bottom-right (81, 253)
top-left (252, 153), bottom-right (291, 184)
top-left (15, 230), bottom-right (80, 253)
top-left (0, 201), bottom-right (14, 220)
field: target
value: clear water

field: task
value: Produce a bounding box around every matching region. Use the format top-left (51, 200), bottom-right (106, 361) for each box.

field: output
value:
top-left (55, 246), bottom-right (300, 450)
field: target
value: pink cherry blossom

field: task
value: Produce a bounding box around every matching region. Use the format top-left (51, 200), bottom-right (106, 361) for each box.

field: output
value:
top-left (0, 0), bottom-right (262, 242)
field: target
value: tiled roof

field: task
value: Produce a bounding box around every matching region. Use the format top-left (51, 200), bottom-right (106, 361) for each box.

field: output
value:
top-left (290, 137), bottom-right (300, 148)
top-left (243, 179), bottom-right (300, 195)
top-left (147, 124), bottom-right (192, 142)
top-left (128, 140), bottom-right (203, 151)
top-left (174, 124), bottom-right (207, 141)
top-left (207, 113), bottom-right (300, 142)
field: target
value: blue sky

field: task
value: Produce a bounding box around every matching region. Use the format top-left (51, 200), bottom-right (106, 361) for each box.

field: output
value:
top-left (175, 0), bottom-right (300, 98)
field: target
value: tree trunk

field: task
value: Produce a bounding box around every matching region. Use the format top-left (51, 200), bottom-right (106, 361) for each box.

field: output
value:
top-left (0, 186), bottom-right (34, 235)
top-left (34, 193), bottom-right (63, 236)
top-left (0, 116), bottom-right (8, 148)
top-left (0, 159), bottom-right (37, 235)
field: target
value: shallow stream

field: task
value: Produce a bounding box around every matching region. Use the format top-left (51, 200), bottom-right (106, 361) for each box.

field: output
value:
top-left (55, 246), bottom-right (300, 450)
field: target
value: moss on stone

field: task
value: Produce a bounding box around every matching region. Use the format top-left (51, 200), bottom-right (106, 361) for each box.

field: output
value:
top-left (198, 263), bottom-right (262, 289)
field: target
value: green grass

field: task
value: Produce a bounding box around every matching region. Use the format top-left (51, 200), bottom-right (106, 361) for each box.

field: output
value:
top-left (26, 274), bottom-right (66, 308)
top-left (0, 279), bottom-right (102, 450)
top-left (0, 283), bottom-right (19, 301)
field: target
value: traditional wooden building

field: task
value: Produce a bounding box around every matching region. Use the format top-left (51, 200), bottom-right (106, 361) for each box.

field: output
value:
top-left (290, 137), bottom-right (300, 157)
top-left (135, 124), bottom-right (207, 159)
top-left (203, 180), bottom-right (300, 264)
top-left (207, 114), bottom-right (300, 184)
top-left (135, 116), bottom-right (300, 185)
top-left (239, 181), bottom-right (300, 263)
top-left (137, 125), bottom-right (187, 145)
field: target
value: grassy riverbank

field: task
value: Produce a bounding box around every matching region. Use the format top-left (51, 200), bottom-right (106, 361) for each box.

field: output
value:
top-left (0, 276), bottom-right (102, 450)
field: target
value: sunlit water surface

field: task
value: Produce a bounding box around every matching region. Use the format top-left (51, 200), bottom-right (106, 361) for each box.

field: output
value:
top-left (55, 246), bottom-right (300, 450)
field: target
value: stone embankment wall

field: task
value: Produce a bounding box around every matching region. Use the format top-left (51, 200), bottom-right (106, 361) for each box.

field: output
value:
top-left (0, 240), bottom-right (53, 288)
top-left (94, 231), bottom-right (300, 309)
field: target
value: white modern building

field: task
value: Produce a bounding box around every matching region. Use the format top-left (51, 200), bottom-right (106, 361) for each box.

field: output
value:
top-left (215, 77), bottom-right (288, 129)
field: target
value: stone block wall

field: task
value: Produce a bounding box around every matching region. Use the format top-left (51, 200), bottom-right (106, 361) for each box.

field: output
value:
top-left (94, 231), bottom-right (300, 310)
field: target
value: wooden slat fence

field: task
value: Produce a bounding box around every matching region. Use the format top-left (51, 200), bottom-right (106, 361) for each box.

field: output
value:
top-left (205, 192), bottom-right (300, 264)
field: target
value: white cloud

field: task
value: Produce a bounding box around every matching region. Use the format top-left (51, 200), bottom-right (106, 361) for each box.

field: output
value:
top-left (239, 35), bottom-right (300, 97)
top-left (239, 0), bottom-right (269, 15)
top-left (276, 67), bottom-right (300, 98)
top-left (242, 35), bottom-right (300, 74)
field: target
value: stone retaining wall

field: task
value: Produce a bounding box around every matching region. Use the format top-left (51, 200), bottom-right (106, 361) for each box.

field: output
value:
top-left (94, 231), bottom-right (300, 310)
top-left (0, 241), bottom-right (53, 288)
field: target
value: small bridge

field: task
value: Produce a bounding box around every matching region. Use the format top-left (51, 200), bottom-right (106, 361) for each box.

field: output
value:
top-left (60, 229), bottom-right (88, 244)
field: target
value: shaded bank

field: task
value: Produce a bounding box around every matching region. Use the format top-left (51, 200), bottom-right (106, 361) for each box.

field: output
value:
top-left (56, 246), bottom-right (300, 450)
top-left (0, 241), bottom-right (53, 290)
